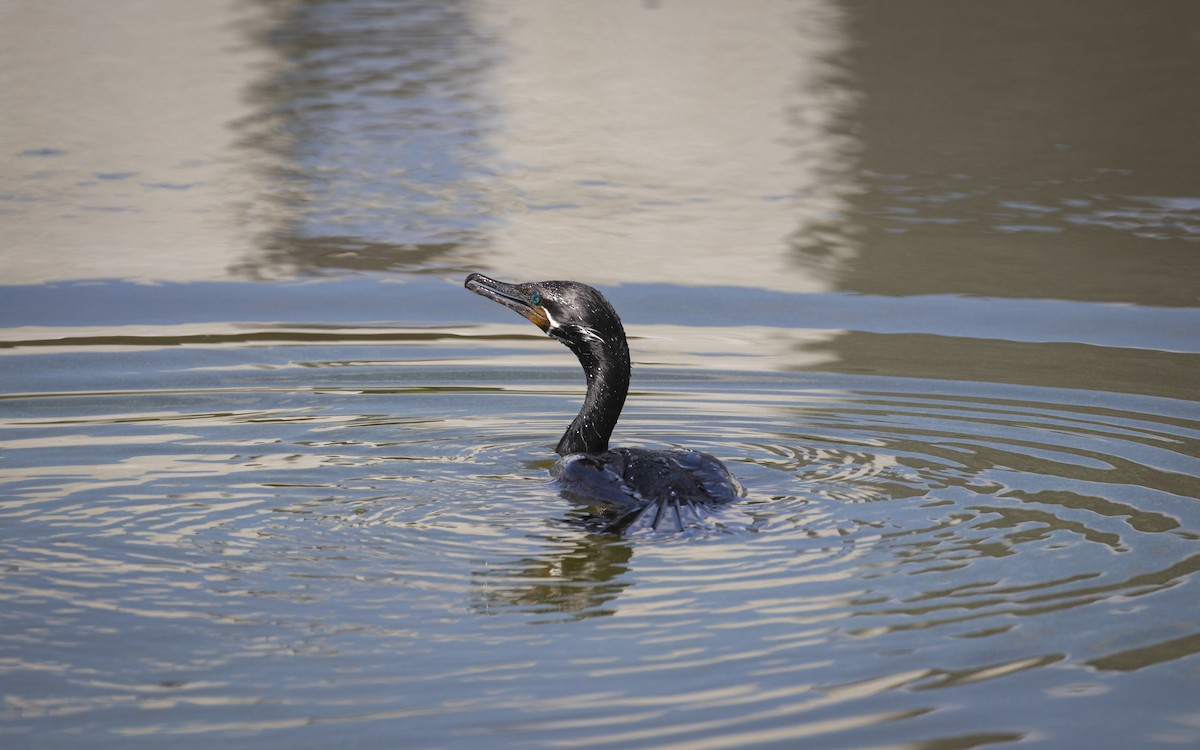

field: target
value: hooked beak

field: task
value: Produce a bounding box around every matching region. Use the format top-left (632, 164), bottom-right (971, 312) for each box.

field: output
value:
top-left (464, 273), bottom-right (551, 331)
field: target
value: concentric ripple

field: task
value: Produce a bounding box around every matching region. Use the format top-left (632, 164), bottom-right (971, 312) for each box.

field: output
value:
top-left (1, 367), bottom-right (1198, 748)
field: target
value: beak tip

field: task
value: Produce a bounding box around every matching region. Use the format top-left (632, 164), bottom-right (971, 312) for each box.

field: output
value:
top-left (464, 272), bottom-right (487, 292)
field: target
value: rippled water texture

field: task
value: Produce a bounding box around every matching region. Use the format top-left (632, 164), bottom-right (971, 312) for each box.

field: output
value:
top-left (2, 1), bottom-right (1199, 748)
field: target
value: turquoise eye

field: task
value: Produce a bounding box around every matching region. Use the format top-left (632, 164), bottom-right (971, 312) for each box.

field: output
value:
top-left (530, 291), bottom-right (542, 305)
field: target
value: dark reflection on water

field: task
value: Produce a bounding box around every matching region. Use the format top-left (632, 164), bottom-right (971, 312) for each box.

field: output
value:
top-left (471, 533), bottom-right (634, 621)
top-left (843, 0), bottom-right (1200, 305)
top-left (232, 0), bottom-right (498, 278)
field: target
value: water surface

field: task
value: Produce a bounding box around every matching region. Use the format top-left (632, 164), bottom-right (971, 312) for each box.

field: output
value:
top-left (2, 1), bottom-right (1199, 748)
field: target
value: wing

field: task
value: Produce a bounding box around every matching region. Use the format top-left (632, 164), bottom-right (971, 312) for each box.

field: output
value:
top-left (552, 448), bottom-right (742, 533)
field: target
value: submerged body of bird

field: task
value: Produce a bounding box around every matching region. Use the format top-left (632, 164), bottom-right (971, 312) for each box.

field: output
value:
top-left (465, 273), bottom-right (743, 533)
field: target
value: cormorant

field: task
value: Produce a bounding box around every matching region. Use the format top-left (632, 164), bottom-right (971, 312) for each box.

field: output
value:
top-left (465, 273), bottom-right (743, 533)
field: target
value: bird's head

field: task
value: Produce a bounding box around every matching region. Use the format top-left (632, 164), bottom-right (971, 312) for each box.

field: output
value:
top-left (464, 273), bottom-right (625, 355)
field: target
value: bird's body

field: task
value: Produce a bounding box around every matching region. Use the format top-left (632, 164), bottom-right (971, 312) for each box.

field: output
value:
top-left (554, 447), bottom-right (742, 533)
top-left (465, 273), bottom-right (742, 532)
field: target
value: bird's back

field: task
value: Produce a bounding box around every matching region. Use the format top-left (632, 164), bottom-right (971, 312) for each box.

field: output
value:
top-left (552, 447), bottom-right (743, 533)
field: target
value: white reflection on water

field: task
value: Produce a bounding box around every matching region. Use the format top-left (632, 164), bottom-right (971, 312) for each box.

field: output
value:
top-left (0, 0), bottom-right (273, 283)
top-left (474, 0), bottom-right (859, 291)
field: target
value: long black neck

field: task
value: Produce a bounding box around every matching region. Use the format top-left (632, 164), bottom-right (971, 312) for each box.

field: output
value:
top-left (556, 333), bottom-right (630, 456)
